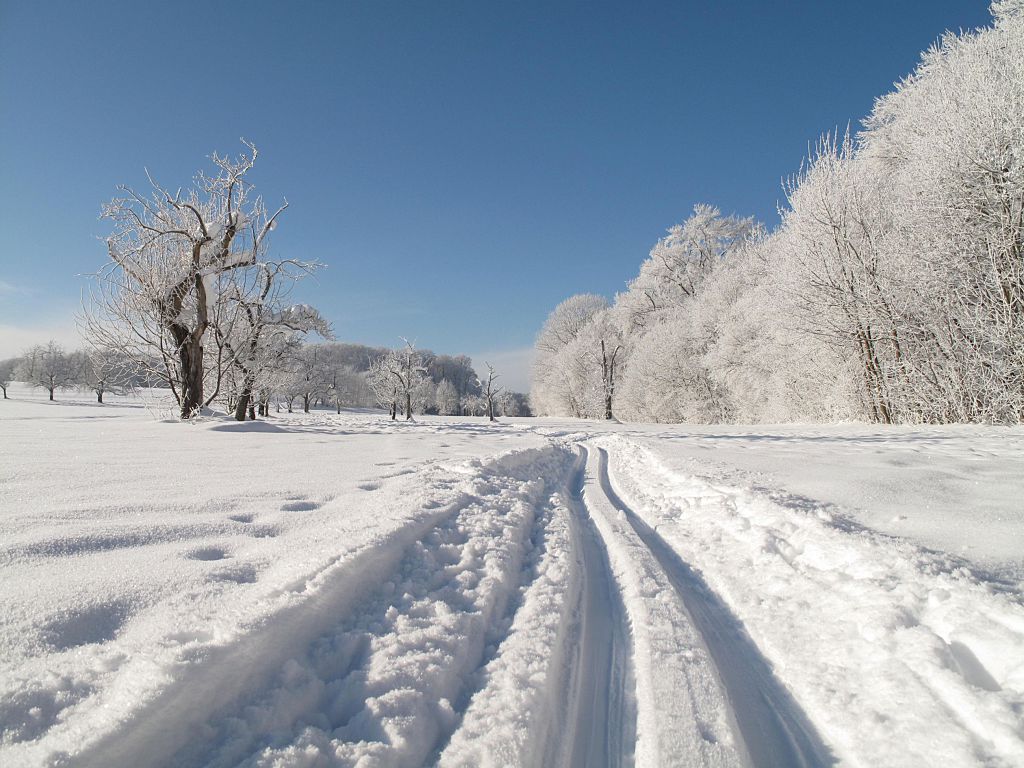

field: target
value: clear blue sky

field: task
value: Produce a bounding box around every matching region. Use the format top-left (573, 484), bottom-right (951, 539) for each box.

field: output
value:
top-left (0, 0), bottom-right (993, 389)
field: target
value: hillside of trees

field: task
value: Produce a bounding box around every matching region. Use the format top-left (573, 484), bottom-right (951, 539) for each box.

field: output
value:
top-left (533, 3), bottom-right (1024, 425)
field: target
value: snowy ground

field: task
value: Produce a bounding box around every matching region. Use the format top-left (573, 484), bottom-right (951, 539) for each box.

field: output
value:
top-left (1, 385), bottom-right (1022, 767)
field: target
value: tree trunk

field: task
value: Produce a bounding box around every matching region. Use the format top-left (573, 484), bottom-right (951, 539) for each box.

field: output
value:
top-left (605, 393), bottom-right (613, 420)
top-left (178, 335), bottom-right (204, 419)
top-left (234, 394), bottom-right (249, 421)
top-left (405, 392), bottom-right (412, 420)
top-left (391, 400), bottom-right (397, 420)
top-left (248, 404), bottom-right (256, 420)
top-left (97, 390), bottom-right (103, 404)
top-left (234, 373), bottom-right (256, 421)
top-left (48, 387), bottom-right (54, 401)
top-left (303, 393), bottom-right (311, 413)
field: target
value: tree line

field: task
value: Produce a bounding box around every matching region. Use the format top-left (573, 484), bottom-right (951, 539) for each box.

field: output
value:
top-left (21, 140), bottom-right (531, 421)
top-left (533, 3), bottom-right (1024, 425)
top-left (1, 338), bottom-right (530, 419)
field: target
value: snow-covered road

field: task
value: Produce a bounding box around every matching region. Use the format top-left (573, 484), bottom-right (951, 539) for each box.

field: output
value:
top-left (2, 392), bottom-right (1023, 766)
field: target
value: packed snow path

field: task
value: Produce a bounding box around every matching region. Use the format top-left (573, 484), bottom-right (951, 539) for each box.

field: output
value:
top-left (2, 398), bottom-right (1024, 767)
top-left (593, 447), bottom-right (829, 768)
top-left (563, 448), bottom-right (636, 768)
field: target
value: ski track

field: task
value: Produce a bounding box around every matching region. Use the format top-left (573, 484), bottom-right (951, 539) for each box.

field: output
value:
top-left (5, 410), bottom-right (1024, 768)
top-left (576, 445), bottom-right (745, 767)
top-left (595, 447), bottom-right (833, 768)
top-left (563, 447), bottom-right (637, 768)
top-left (598, 434), bottom-right (1024, 768)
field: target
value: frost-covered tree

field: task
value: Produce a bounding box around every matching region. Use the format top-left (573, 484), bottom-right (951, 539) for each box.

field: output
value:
top-left (532, 294), bottom-right (608, 416)
top-left (435, 379), bottom-right (459, 416)
top-left (618, 205), bottom-right (756, 331)
top-left (17, 342), bottom-right (80, 401)
top-left (82, 142), bottom-right (288, 419)
top-left (368, 342), bottom-right (428, 420)
top-left (368, 353), bottom-right (401, 419)
top-left (779, 133), bottom-right (909, 423)
top-left (0, 357), bottom-right (16, 399)
top-left (394, 341), bottom-right (429, 420)
top-left (217, 261), bottom-right (330, 421)
top-left (478, 363), bottom-right (503, 422)
top-left (71, 348), bottom-right (130, 404)
top-left (856, 5), bottom-right (1024, 421)
top-left (288, 345), bottom-right (332, 414)
top-left (461, 393), bottom-right (485, 417)
top-left (541, 3), bottom-right (1024, 426)
top-left (428, 355), bottom-right (480, 401)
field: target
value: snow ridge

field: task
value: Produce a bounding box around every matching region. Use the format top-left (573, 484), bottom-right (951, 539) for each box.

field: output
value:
top-left (600, 434), bottom-right (1024, 768)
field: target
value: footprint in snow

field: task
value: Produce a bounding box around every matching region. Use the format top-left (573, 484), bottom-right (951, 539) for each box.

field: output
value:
top-left (207, 564), bottom-right (259, 584)
top-left (358, 482), bottom-right (382, 491)
top-left (38, 601), bottom-right (131, 650)
top-left (281, 500), bottom-right (322, 512)
top-left (185, 546), bottom-right (230, 561)
top-left (228, 513), bottom-right (254, 524)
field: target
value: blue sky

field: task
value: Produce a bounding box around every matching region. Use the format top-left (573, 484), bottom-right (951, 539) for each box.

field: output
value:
top-left (0, 0), bottom-right (992, 390)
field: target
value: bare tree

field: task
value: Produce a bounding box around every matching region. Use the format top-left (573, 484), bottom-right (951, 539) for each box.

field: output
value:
top-left (82, 141), bottom-right (288, 419)
top-left (74, 348), bottom-right (128, 404)
top-left (0, 358), bottom-right (16, 399)
top-left (217, 261), bottom-right (330, 421)
top-left (17, 342), bottom-right (80, 401)
top-left (368, 341), bottom-right (428, 420)
top-left (478, 363), bottom-right (503, 422)
top-left (368, 353), bottom-right (401, 419)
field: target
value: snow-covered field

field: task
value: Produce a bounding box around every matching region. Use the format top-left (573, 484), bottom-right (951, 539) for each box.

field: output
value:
top-left (2, 385), bottom-right (1023, 767)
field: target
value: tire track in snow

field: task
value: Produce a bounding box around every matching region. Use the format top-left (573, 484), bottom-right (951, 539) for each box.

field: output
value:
top-left (595, 447), bottom-right (833, 768)
top-left (563, 446), bottom-right (637, 768)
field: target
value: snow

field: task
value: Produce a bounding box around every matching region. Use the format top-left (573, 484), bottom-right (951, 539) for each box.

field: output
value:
top-left (598, 434), bottom-right (1024, 767)
top-left (534, 421), bottom-right (1024, 586)
top-left (2, 386), bottom-right (1023, 766)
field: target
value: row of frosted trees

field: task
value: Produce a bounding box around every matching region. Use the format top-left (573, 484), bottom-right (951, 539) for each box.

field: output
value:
top-left (273, 341), bottom-right (527, 418)
top-left (366, 343), bottom-right (520, 421)
top-left (0, 342), bottom-right (133, 403)
top-left (74, 142), bottom-right (531, 421)
top-left (533, 3), bottom-right (1024, 425)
